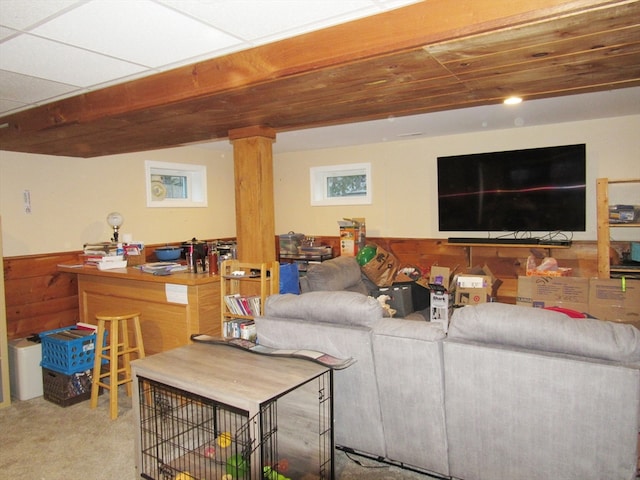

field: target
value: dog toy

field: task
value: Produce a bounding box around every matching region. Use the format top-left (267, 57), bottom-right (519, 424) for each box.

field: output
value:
top-left (376, 294), bottom-right (396, 317)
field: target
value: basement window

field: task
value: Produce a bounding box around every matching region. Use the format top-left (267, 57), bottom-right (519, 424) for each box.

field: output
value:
top-left (145, 160), bottom-right (207, 208)
top-left (310, 163), bottom-right (372, 206)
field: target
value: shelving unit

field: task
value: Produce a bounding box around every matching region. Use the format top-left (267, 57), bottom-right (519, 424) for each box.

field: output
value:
top-left (279, 249), bottom-right (333, 274)
top-left (445, 241), bottom-right (570, 248)
top-left (220, 260), bottom-right (279, 338)
top-left (445, 241), bottom-right (571, 269)
top-left (596, 178), bottom-right (640, 279)
top-left (0, 217), bottom-right (11, 408)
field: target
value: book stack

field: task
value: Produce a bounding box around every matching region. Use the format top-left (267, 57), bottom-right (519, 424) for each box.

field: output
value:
top-left (95, 255), bottom-right (128, 270)
top-left (222, 293), bottom-right (261, 340)
top-left (139, 262), bottom-right (187, 274)
top-left (81, 242), bottom-right (118, 265)
top-left (223, 320), bottom-right (256, 341)
top-left (223, 294), bottom-right (260, 316)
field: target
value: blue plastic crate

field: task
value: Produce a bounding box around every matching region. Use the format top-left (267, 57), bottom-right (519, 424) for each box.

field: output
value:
top-left (40, 326), bottom-right (106, 375)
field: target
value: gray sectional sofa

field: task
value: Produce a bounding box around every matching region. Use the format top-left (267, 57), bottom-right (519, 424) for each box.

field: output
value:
top-left (255, 290), bottom-right (640, 480)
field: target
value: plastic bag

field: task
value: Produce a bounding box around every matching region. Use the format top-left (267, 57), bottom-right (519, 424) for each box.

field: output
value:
top-left (279, 262), bottom-right (300, 294)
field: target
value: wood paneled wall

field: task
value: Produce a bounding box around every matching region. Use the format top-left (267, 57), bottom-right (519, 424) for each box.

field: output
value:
top-left (2, 237), bottom-right (617, 341)
top-left (4, 252), bottom-right (80, 340)
top-left (310, 237), bottom-right (602, 304)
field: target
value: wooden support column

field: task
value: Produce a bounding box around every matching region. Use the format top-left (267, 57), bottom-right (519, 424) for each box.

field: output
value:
top-left (229, 126), bottom-right (277, 263)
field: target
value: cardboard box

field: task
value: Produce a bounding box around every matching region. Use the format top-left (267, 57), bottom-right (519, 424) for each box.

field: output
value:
top-left (429, 266), bottom-right (451, 288)
top-left (429, 289), bottom-right (451, 332)
top-left (338, 218), bottom-right (365, 256)
top-left (453, 274), bottom-right (491, 305)
top-left (588, 278), bottom-right (640, 328)
top-left (516, 276), bottom-right (589, 312)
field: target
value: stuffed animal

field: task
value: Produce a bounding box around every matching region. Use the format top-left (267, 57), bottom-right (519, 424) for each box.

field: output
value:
top-left (376, 294), bottom-right (396, 317)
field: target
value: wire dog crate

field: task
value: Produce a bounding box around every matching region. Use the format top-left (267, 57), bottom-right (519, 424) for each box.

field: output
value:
top-left (133, 343), bottom-right (333, 480)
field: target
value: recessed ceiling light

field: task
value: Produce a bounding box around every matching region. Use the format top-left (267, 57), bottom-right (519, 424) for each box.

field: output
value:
top-left (504, 96), bottom-right (523, 105)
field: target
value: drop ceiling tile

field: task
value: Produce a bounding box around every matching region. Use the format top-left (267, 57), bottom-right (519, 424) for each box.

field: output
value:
top-left (0, 70), bottom-right (79, 103)
top-left (159, 0), bottom-right (375, 42)
top-left (0, 34), bottom-right (146, 86)
top-left (0, 97), bottom-right (26, 115)
top-left (0, 25), bottom-right (18, 41)
top-left (0, 0), bottom-right (83, 30)
top-left (30, 0), bottom-right (243, 68)
top-left (376, 0), bottom-right (424, 6)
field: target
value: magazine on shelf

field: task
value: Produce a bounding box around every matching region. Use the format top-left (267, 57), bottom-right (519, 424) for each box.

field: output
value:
top-left (190, 334), bottom-right (356, 370)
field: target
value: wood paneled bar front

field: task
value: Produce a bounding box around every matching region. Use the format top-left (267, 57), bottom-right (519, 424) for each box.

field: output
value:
top-left (58, 265), bottom-right (220, 355)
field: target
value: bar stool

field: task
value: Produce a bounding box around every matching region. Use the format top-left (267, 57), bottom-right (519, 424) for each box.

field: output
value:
top-left (90, 310), bottom-right (145, 419)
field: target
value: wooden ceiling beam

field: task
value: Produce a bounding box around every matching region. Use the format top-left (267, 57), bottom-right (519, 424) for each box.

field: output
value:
top-left (0, 0), bottom-right (637, 157)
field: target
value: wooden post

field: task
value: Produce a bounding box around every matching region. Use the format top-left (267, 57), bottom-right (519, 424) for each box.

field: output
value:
top-left (0, 217), bottom-right (10, 408)
top-left (229, 126), bottom-right (277, 263)
top-left (596, 178), bottom-right (610, 279)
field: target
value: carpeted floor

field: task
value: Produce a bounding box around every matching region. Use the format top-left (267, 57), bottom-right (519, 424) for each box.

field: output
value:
top-left (0, 390), bottom-right (435, 480)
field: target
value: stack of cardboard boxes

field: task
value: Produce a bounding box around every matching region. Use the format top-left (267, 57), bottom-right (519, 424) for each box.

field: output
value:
top-left (423, 264), bottom-right (640, 331)
top-left (422, 266), bottom-right (494, 333)
top-left (517, 277), bottom-right (640, 329)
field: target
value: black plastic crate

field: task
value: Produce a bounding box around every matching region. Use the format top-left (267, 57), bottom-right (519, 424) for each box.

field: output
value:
top-left (42, 367), bottom-right (99, 407)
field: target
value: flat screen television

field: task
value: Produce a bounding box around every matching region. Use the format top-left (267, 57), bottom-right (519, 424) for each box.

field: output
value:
top-left (437, 144), bottom-right (586, 232)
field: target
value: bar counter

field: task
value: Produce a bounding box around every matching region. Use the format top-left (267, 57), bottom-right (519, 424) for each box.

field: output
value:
top-left (58, 264), bottom-right (220, 355)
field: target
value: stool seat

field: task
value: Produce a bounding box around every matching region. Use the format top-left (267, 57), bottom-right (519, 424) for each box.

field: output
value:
top-left (90, 310), bottom-right (145, 419)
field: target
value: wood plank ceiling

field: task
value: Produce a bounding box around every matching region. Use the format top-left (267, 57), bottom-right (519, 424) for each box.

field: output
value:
top-left (0, 0), bottom-right (639, 158)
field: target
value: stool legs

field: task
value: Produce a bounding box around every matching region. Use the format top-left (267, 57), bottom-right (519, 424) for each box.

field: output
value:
top-left (90, 312), bottom-right (145, 419)
top-left (108, 318), bottom-right (119, 419)
top-left (90, 318), bottom-right (106, 410)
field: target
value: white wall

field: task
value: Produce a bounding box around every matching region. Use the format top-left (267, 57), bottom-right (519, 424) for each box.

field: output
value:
top-left (273, 115), bottom-right (640, 241)
top-left (0, 146), bottom-right (235, 256)
top-left (1, 114), bottom-right (639, 257)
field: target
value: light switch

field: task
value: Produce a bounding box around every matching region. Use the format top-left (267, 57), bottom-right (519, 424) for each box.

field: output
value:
top-left (23, 189), bottom-right (31, 214)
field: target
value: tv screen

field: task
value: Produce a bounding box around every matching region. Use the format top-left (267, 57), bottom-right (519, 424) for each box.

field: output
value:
top-left (437, 144), bottom-right (586, 232)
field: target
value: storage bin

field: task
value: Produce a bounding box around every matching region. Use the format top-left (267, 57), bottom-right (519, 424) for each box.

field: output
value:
top-left (373, 283), bottom-right (414, 317)
top-left (42, 367), bottom-right (97, 407)
top-left (40, 326), bottom-right (105, 375)
top-left (279, 232), bottom-right (305, 255)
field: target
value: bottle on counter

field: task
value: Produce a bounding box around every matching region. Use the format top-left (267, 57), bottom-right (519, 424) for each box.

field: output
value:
top-left (186, 245), bottom-right (194, 273)
top-left (208, 250), bottom-right (218, 275)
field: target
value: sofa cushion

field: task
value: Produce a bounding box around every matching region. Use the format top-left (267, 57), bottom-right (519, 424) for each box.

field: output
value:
top-left (264, 291), bottom-right (383, 327)
top-left (449, 302), bottom-right (640, 363)
top-left (303, 256), bottom-right (369, 295)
